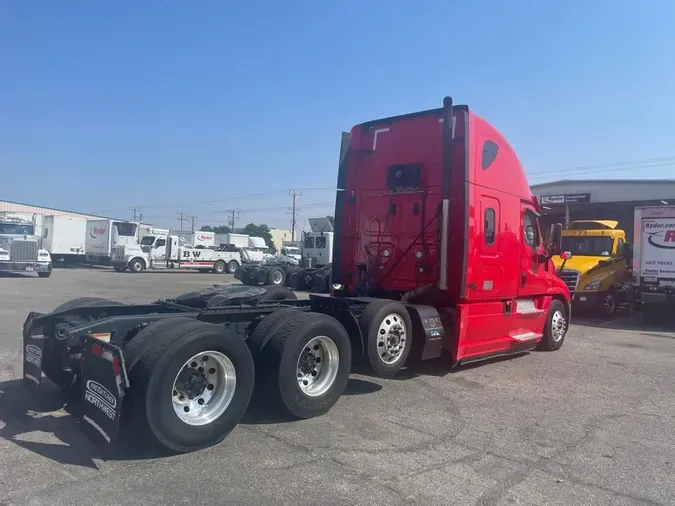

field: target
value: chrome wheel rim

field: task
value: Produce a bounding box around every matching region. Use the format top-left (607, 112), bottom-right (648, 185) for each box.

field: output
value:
top-left (603, 294), bottom-right (616, 314)
top-left (551, 310), bottom-right (567, 342)
top-left (272, 271), bottom-right (283, 284)
top-left (296, 335), bottom-right (339, 397)
top-left (172, 351), bottom-right (236, 426)
top-left (377, 313), bottom-right (407, 364)
top-left (228, 261), bottom-right (237, 273)
top-left (215, 262), bottom-right (224, 273)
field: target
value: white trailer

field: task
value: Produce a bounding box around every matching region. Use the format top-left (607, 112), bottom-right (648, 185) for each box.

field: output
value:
top-left (630, 206), bottom-right (675, 315)
top-left (112, 231), bottom-right (241, 274)
top-left (214, 233), bottom-right (249, 248)
top-left (175, 231), bottom-right (215, 248)
top-left (42, 216), bottom-right (87, 263)
top-left (85, 219), bottom-right (139, 265)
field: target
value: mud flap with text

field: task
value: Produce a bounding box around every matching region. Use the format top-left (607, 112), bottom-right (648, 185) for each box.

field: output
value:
top-left (22, 311), bottom-right (45, 390)
top-left (80, 336), bottom-right (129, 447)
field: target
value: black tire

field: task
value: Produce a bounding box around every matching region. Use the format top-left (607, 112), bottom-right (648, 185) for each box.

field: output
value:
top-left (284, 267), bottom-right (300, 286)
top-left (213, 260), bottom-right (226, 274)
top-left (537, 299), bottom-right (568, 351)
top-left (265, 266), bottom-right (286, 286)
top-left (597, 290), bottom-right (617, 318)
top-left (260, 285), bottom-right (297, 301)
top-left (124, 318), bottom-right (255, 453)
top-left (301, 270), bottom-right (315, 289)
top-left (129, 257), bottom-right (145, 273)
top-left (227, 260), bottom-right (239, 274)
top-left (358, 300), bottom-right (413, 378)
top-left (44, 297), bottom-right (124, 388)
top-left (248, 307), bottom-right (305, 355)
top-left (257, 312), bottom-right (351, 419)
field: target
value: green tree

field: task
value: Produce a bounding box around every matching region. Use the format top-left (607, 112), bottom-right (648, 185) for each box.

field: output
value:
top-left (200, 225), bottom-right (231, 233)
top-left (242, 223), bottom-right (276, 253)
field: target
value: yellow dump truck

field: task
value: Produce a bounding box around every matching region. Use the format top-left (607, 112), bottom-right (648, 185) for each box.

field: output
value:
top-left (553, 220), bottom-right (628, 316)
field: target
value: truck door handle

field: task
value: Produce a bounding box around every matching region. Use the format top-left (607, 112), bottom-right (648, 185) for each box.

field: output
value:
top-left (521, 272), bottom-right (527, 286)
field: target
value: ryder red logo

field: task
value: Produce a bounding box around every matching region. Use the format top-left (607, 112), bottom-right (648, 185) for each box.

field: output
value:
top-left (646, 221), bottom-right (675, 249)
top-left (89, 227), bottom-right (106, 239)
top-left (198, 235), bottom-right (211, 241)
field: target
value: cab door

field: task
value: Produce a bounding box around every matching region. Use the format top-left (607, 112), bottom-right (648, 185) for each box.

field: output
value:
top-left (518, 205), bottom-right (548, 297)
top-left (152, 238), bottom-right (167, 261)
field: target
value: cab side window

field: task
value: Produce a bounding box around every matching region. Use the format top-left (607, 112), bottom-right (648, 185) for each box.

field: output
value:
top-left (155, 239), bottom-right (166, 248)
top-left (616, 238), bottom-right (624, 256)
top-left (523, 211), bottom-right (539, 248)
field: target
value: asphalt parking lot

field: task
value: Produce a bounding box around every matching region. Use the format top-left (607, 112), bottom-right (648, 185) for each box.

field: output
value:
top-left (0, 269), bottom-right (674, 505)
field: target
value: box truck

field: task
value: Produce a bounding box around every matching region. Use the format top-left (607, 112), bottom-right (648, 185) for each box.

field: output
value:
top-left (42, 216), bottom-right (87, 264)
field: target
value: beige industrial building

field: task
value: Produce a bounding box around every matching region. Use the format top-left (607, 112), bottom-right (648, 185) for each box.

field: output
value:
top-left (0, 199), bottom-right (113, 220)
top-left (269, 227), bottom-right (295, 249)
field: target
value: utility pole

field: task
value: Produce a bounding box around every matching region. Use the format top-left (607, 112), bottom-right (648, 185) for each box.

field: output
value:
top-left (225, 209), bottom-right (241, 232)
top-left (190, 215), bottom-right (198, 233)
top-left (177, 210), bottom-right (188, 231)
top-left (138, 212), bottom-right (143, 223)
top-left (130, 206), bottom-right (138, 221)
top-left (289, 190), bottom-right (301, 241)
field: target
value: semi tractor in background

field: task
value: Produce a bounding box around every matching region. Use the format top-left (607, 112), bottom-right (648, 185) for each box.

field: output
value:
top-left (628, 205), bottom-right (675, 320)
top-left (0, 213), bottom-right (52, 277)
top-left (553, 220), bottom-right (629, 316)
top-left (23, 96), bottom-right (571, 454)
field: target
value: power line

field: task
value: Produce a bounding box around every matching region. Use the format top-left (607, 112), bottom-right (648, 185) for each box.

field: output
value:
top-left (126, 187), bottom-right (337, 210)
top-left (529, 162), bottom-right (675, 182)
top-left (527, 156), bottom-right (675, 177)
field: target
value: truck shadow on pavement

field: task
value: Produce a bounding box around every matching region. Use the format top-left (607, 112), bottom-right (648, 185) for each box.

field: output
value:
top-left (0, 376), bottom-right (384, 466)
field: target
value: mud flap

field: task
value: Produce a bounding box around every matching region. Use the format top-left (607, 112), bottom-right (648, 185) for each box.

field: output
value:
top-left (22, 311), bottom-right (45, 390)
top-left (80, 336), bottom-right (129, 447)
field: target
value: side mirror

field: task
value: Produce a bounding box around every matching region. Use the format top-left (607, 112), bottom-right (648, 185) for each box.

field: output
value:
top-left (548, 223), bottom-right (563, 255)
top-left (622, 243), bottom-right (632, 259)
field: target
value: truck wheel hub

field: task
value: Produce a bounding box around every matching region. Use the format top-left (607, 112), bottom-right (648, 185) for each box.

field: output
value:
top-left (604, 294), bottom-right (615, 313)
top-left (296, 335), bottom-right (339, 397)
top-left (176, 368), bottom-right (207, 399)
top-left (551, 310), bottom-right (566, 341)
top-left (172, 351), bottom-right (237, 426)
top-left (377, 313), bottom-right (407, 364)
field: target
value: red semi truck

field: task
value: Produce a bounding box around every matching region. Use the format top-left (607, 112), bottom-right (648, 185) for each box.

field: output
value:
top-left (22, 97), bottom-right (570, 453)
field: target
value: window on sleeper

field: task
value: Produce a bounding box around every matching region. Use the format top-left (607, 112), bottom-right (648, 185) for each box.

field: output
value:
top-left (484, 208), bottom-right (496, 245)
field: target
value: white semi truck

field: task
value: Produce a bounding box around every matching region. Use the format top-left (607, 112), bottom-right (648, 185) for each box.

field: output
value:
top-left (0, 214), bottom-right (52, 277)
top-left (629, 205), bottom-right (675, 319)
top-left (112, 230), bottom-right (241, 273)
top-left (302, 217), bottom-right (334, 267)
top-left (42, 215), bottom-right (87, 264)
top-left (85, 219), bottom-right (139, 265)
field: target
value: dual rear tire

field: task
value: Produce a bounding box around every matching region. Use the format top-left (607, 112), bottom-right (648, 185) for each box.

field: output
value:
top-left (124, 311), bottom-right (351, 452)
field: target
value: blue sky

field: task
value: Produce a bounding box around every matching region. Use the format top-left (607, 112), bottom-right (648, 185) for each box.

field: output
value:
top-left (2, 1), bottom-right (674, 230)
